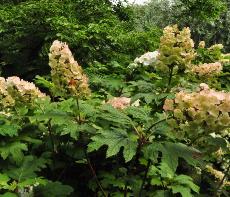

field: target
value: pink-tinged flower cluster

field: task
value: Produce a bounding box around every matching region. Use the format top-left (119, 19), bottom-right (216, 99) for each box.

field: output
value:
top-left (191, 62), bottom-right (222, 77)
top-left (49, 40), bottom-right (90, 98)
top-left (0, 76), bottom-right (46, 110)
top-left (107, 97), bottom-right (131, 109)
top-left (106, 97), bottom-right (140, 110)
top-left (6, 76), bottom-right (46, 98)
top-left (163, 84), bottom-right (230, 133)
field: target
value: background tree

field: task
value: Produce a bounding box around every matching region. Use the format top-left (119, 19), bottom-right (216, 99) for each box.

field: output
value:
top-left (132, 0), bottom-right (229, 50)
top-left (0, 0), bottom-right (161, 79)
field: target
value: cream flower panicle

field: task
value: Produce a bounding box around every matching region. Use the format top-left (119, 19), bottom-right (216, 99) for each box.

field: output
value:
top-left (49, 40), bottom-right (90, 98)
top-left (208, 44), bottom-right (224, 50)
top-left (163, 84), bottom-right (230, 133)
top-left (198, 41), bottom-right (205, 48)
top-left (6, 76), bottom-right (46, 98)
top-left (0, 77), bottom-right (7, 95)
top-left (205, 165), bottom-right (230, 187)
top-left (0, 76), bottom-right (46, 110)
top-left (191, 62), bottom-right (222, 77)
top-left (156, 25), bottom-right (196, 72)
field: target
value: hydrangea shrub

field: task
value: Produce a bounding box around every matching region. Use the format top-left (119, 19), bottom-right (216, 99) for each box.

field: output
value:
top-left (0, 25), bottom-right (229, 196)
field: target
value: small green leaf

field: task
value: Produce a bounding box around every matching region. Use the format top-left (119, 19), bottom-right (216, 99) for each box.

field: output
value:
top-left (150, 177), bottom-right (162, 186)
top-left (174, 175), bottom-right (199, 193)
top-left (154, 190), bottom-right (171, 197)
top-left (171, 185), bottom-right (192, 197)
top-left (35, 181), bottom-right (73, 197)
top-left (160, 142), bottom-right (201, 173)
top-left (0, 193), bottom-right (17, 197)
top-left (0, 124), bottom-right (19, 137)
top-left (18, 177), bottom-right (47, 188)
top-left (159, 162), bottom-right (174, 179)
top-left (0, 173), bottom-right (10, 188)
top-left (0, 142), bottom-right (27, 162)
top-left (125, 106), bottom-right (151, 123)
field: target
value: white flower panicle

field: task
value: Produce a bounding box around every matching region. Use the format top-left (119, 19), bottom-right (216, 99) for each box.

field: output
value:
top-left (134, 51), bottom-right (159, 66)
top-left (0, 77), bottom-right (14, 108)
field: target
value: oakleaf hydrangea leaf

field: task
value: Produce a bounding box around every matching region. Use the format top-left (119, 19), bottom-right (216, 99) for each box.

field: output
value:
top-left (171, 185), bottom-right (192, 197)
top-left (0, 124), bottom-right (19, 137)
top-left (88, 128), bottom-right (138, 162)
top-left (174, 175), bottom-right (199, 193)
top-left (0, 142), bottom-right (27, 163)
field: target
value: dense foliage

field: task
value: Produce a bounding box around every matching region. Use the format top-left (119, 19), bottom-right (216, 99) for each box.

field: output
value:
top-left (0, 0), bottom-right (230, 196)
top-left (133, 0), bottom-right (230, 52)
top-left (0, 22), bottom-right (229, 196)
top-left (0, 0), bottom-right (161, 80)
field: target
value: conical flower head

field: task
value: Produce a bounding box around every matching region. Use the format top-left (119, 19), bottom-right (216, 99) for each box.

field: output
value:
top-left (49, 40), bottom-right (90, 98)
top-left (157, 25), bottom-right (195, 72)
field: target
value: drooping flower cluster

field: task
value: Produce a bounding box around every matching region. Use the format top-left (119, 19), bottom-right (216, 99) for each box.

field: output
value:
top-left (163, 84), bottom-right (230, 133)
top-left (134, 51), bottom-right (159, 66)
top-left (191, 62), bottom-right (222, 77)
top-left (0, 76), bottom-right (46, 110)
top-left (49, 40), bottom-right (90, 98)
top-left (106, 97), bottom-right (140, 110)
top-left (156, 25), bottom-right (196, 72)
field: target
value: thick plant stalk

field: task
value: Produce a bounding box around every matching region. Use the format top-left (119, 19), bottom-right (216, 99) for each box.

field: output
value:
top-left (76, 97), bottom-right (81, 123)
top-left (139, 160), bottom-right (151, 197)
